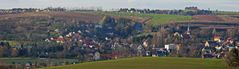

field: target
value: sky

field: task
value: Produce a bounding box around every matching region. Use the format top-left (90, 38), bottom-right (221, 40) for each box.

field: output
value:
top-left (0, 0), bottom-right (239, 11)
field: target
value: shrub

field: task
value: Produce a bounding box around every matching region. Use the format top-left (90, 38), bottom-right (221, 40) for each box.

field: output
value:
top-left (224, 48), bottom-right (239, 67)
top-left (0, 64), bottom-right (11, 69)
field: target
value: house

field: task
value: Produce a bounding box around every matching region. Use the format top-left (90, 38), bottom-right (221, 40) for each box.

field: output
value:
top-left (143, 40), bottom-right (148, 47)
top-left (213, 35), bottom-right (221, 42)
top-left (56, 36), bottom-right (64, 43)
top-left (133, 22), bottom-right (143, 32)
top-left (173, 32), bottom-right (183, 39)
top-left (205, 41), bottom-right (210, 47)
top-left (94, 51), bottom-right (101, 60)
top-left (204, 41), bottom-right (219, 47)
top-left (165, 44), bottom-right (177, 51)
top-left (224, 37), bottom-right (236, 51)
top-left (44, 38), bottom-right (51, 42)
top-left (182, 34), bottom-right (191, 39)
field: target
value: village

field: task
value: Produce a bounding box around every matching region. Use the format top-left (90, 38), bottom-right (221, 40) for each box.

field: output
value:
top-left (0, 7), bottom-right (239, 69)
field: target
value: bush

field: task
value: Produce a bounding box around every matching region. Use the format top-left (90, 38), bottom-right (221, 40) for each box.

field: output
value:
top-left (224, 48), bottom-right (239, 67)
top-left (0, 64), bottom-right (12, 69)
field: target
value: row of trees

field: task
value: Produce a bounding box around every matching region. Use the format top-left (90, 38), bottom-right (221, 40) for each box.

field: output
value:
top-left (119, 8), bottom-right (213, 16)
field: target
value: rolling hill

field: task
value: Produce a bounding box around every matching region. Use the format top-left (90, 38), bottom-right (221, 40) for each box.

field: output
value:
top-left (96, 12), bottom-right (192, 25)
top-left (40, 57), bottom-right (237, 69)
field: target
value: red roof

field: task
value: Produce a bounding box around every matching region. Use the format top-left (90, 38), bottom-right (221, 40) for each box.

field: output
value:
top-left (56, 37), bottom-right (64, 41)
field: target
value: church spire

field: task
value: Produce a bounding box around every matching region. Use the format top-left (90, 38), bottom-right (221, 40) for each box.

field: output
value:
top-left (186, 24), bottom-right (190, 34)
top-left (212, 27), bottom-right (216, 34)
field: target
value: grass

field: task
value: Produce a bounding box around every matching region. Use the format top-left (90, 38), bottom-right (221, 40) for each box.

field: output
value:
top-left (148, 14), bottom-right (191, 25)
top-left (96, 12), bottom-right (192, 26)
top-left (0, 40), bottom-right (20, 46)
top-left (40, 57), bottom-right (237, 69)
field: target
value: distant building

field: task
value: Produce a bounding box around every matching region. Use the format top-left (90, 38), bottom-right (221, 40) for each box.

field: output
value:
top-left (44, 7), bottom-right (66, 12)
top-left (165, 44), bottom-right (177, 50)
top-left (185, 7), bottom-right (199, 11)
top-left (133, 22), bottom-right (143, 32)
top-left (213, 35), bottom-right (221, 42)
top-left (94, 52), bottom-right (101, 60)
top-left (56, 36), bottom-right (65, 43)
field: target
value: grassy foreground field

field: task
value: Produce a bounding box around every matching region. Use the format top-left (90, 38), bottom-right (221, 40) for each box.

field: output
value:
top-left (40, 57), bottom-right (237, 69)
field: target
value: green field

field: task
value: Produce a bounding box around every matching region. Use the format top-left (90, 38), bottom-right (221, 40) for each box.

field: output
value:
top-left (40, 57), bottom-right (237, 69)
top-left (97, 12), bottom-right (192, 26)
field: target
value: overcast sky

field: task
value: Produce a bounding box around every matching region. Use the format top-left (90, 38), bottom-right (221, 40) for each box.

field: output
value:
top-left (0, 0), bottom-right (239, 11)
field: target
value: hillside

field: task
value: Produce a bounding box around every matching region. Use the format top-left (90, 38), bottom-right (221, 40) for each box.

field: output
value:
top-left (192, 15), bottom-right (239, 22)
top-left (95, 12), bottom-right (192, 25)
top-left (0, 12), bottom-right (104, 41)
top-left (0, 11), bottom-right (144, 41)
top-left (95, 11), bottom-right (239, 26)
top-left (40, 57), bottom-right (237, 69)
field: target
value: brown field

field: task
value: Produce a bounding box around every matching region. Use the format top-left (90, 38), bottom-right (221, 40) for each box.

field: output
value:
top-left (192, 15), bottom-right (239, 22)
